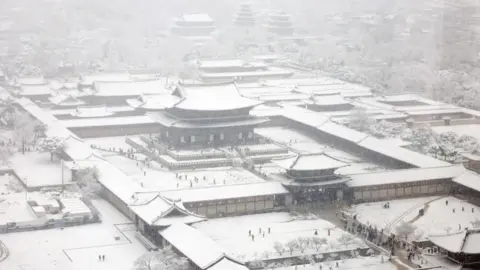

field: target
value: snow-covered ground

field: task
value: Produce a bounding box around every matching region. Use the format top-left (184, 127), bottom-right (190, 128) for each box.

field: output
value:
top-left (10, 152), bottom-right (73, 188)
top-left (349, 197), bottom-right (439, 232)
top-left (193, 212), bottom-right (367, 261)
top-left (1, 199), bottom-right (146, 270)
top-left (255, 127), bottom-right (328, 154)
top-left (255, 127), bottom-right (385, 174)
top-left (104, 154), bottom-right (265, 190)
top-left (275, 256), bottom-right (397, 270)
top-left (0, 172), bottom-right (23, 195)
top-left (350, 196), bottom-right (480, 239)
top-left (433, 124), bottom-right (480, 141)
top-left (403, 196), bottom-right (480, 236)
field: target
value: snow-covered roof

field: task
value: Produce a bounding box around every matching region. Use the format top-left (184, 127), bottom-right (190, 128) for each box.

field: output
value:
top-left (17, 76), bottom-right (46, 85)
top-left (317, 121), bottom-right (369, 143)
top-left (207, 258), bottom-right (249, 270)
top-left (406, 108), bottom-right (463, 116)
top-left (60, 198), bottom-right (91, 216)
top-left (306, 95), bottom-right (350, 106)
top-left (62, 136), bottom-right (98, 160)
top-left (173, 84), bottom-right (263, 111)
top-left (76, 158), bottom-right (146, 203)
top-left (160, 182), bottom-right (289, 203)
top-left (159, 223), bottom-right (226, 269)
top-left (272, 154), bottom-right (348, 171)
top-left (151, 110), bottom-right (268, 128)
top-left (178, 13), bottom-right (213, 22)
top-left (93, 80), bottom-right (170, 97)
top-left (453, 170), bottom-right (480, 192)
top-left (49, 94), bottom-right (84, 106)
top-left (198, 59), bottom-right (268, 69)
top-left (429, 229), bottom-right (480, 254)
top-left (51, 106), bottom-right (135, 116)
top-left (80, 73), bottom-right (132, 85)
top-left (61, 115), bottom-right (156, 128)
top-left (19, 84), bottom-right (52, 96)
top-left (126, 94), bottom-right (180, 110)
top-left (70, 105), bottom-right (115, 118)
top-left (280, 105), bottom-right (330, 127)
top-left (129, 194), bottom-right (205, 226)
top-left (199, 68), bottom-right (293, 80)
top-left (358, 137), bottom-right (452, 168)
top-left (347, 165), bottom-right (465, 187)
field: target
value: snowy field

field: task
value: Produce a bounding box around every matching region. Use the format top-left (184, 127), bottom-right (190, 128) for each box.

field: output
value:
top-left (350, 197), bottom-right (439, 232)
top-left (255, 127), bottom-right (329, 154)
top-left (104, 154), bottom-right (265, 190)
top-left (403, 196), bottom-right (480, 236)
top-left (1, 199), bottom-right (146, 270)
top-left (432, 124), bottom-right (480, 141)
top-left (276, 256), bottom-right (397, 270)
top-left (351, 196), bottom-right (480, 239)
top-left (10, 152), bottom-right (73, 188)
top-left (193, 212), bottom-right (367, 261)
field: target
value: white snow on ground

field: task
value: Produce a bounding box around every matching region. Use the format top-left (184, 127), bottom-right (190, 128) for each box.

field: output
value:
top-left (1, 199), bottom-right (146, 270)
top-left (193, 212), bottom-right (367, 261)
top-left (433, 124), bottom-right (480, 141)
top-left (403, 196), bottom-right (480, 236)
top-left (0, 172), bottom-right (23, 195)
top-left (276, 256), bottom-right (397, 270)
top-left (10, 152), bottom-right (73, 188)
top-left (351, 196), bottom-right (480, 239)
top-left (350, 197), bottom-right (438, 232)
top-left (104, 154), bottom-right (265, 190)
top-left (255, 127), bottom-right (329, 154)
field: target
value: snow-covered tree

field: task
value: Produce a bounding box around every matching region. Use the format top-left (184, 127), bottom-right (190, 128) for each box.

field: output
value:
top-left (273, 241), bottom-right (284, 255)
top-left (311, 237), bottom-right (327, 251)
top-left (395, 221), bottom-right (417, 241)
top-left (296, 237), bottom-right (310, 253)
top-left (337, 234), bottom-right (355, 248)
top-left (36, 137), bottom-right (65, 162)
top-left (75, 166), bottom-right (102, 199)
top-left (348, 108), bottom-right (374, 132)
top-left (134, 246), bottom-right (189, 270)
top-left (286, 239), bottom-right (299, 255)
top-left (13, 112), bottom-right (36, 154)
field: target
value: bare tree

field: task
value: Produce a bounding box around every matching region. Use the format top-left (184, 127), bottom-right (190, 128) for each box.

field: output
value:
top-left (13, 112), bottom-right (36, 154)
top-left (134, 246), bottom-right (189, 270)
top-left (348, 108), bottom-right (374, 132)
top-left (36, 137), bottom-right (65, 162)
top-left (311, 237), bottom-right (327, 251)
top-left (286, 239), bottom-right (299, 255)
top-left (297, 237), bottom-right (310, 253)
top-left (395, 221), bottom-right (417, 241)
top-left (337, 234), bottom-right (355, 248)
top-left (273, 241), bottom-right (284, 256)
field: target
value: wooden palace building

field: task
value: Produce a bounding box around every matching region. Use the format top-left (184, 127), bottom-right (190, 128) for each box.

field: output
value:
top-left (149, 84), bottom-right (268, 148)
top-left (429, 229), bottom-right (480, 266)
top-left (272, 153), bottom-right (350, 203)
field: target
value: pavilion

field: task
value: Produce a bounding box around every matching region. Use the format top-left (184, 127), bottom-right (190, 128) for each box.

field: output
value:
top-left (149, 84), bottom-right (268, 148)
top-left (272, 153), bottom-right (350, 203)
top-left (265, 11), bottom-right (295, 36)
